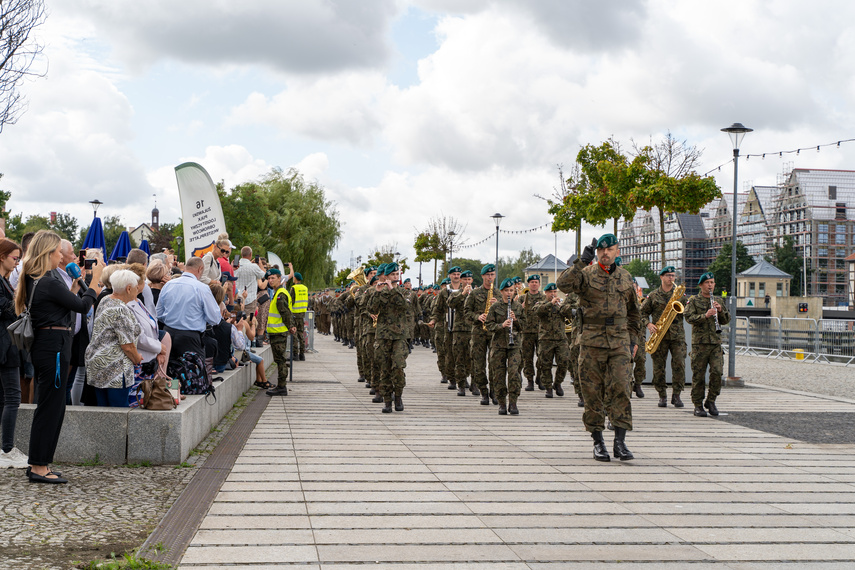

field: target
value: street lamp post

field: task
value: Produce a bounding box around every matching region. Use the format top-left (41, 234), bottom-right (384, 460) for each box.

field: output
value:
top-left (447, 233), bottom-right (455, 272)
top-left (721, 122), bottom-right (753, 384)
top-left (491, 212), bottom-right (504, 281)
top-left (89, 199), bottom-right (103, 218)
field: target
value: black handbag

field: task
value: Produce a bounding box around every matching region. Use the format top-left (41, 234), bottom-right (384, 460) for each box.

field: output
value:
top-left (7, 278), bottom-right (40, 352)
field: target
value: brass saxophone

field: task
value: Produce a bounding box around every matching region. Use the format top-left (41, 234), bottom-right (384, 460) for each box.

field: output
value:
top-left (482, 287), bottom-right (493, 331)
top-left (645, 284), bottom-right (685, 354)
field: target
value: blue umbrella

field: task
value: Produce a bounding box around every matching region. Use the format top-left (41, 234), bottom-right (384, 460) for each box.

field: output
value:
top-left (139, 239), bottom-right (151, 256)
top-left (109, 230), bottom-right (133, 262)
top-left (81, 216), bottom-right (107, 256)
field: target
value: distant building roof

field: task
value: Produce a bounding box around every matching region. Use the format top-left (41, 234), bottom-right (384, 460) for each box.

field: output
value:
top-left (525, 254), bottom-right (569, 272)
top-left (676, 213), bottom-right (707, 240)
top-left (845, 252), bottom-right (855, 261)
top-left (736, 259), bottom-right (793, 279)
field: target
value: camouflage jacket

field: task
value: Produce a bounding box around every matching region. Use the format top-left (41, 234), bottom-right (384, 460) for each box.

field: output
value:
top-left (556, 260), bottom-right (640, 349)
top-left (431, 287), bottom-right (451, 328)
top-left (683, 294), bottom-right (730, 345)
top-left (485, 298), bottom-right (523, 349)
top-left (518, 291), bottom-right (547, 333)
top-left (640, 286), bottom-right (687, 342)
top-left (534, 297), bottom-right (575, 341)
top-left (355, 284), bottom-right (373, 336)
top-left (368, 286), bottom-right (407, 340)
top-left (447, 287), bottom-right (472, 332)
top-left (402, 288), bottom-right (420, 335)
top-left (464, 284), bottom-right (500, 336)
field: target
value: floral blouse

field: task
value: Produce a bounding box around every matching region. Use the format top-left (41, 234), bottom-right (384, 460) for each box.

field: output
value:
top-left (84, 296), bottom-right (141, 389)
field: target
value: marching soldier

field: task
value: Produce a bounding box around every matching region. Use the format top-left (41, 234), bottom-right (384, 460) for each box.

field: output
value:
top-left (449, 270), bottom-right (476, 396)
top-left (533, 283), bottom-right (574, 398)
top-left (430, 269), bottom-right (463, 390)
top-left (464, 263), bottom-right (499, 405)
top-left (684, 272), bottom-right (730, 417)
top-left (367, 263), bottom-right (409, 412)
top-left (641, 266), bottom-right (688, 408)
top-left (630, 278), bottom-right (646, 398)
top-left (485, 278), bottom-right (523, 415)
top-left (519, 274), bottom-right (547, 392)
top-left (558, 234), bottom-right (640, 462)
top-left (402, 278), bottom-right (420, 352)
top-left (429, 278), bottom-right (450, 382)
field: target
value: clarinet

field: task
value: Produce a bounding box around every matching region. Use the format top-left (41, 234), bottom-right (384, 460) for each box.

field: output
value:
top-left (712, 296), bottom-right (722, 334)
top-left (507, 299), bottom-right (515, 346)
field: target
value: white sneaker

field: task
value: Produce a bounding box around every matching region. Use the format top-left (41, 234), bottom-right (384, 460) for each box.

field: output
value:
top-left (0, 447), bottom-right (29, 469)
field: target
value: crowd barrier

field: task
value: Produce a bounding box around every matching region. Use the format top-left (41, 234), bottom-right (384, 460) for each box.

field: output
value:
top-left (724, 317), bottom-right (855, 365)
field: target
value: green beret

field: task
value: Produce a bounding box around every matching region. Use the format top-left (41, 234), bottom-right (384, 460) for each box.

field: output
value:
top-left (266, 268), bottom-right (281, 277)
top-left (499, 278), bottom-right (515, 290)
top-left (659, 265), bottom-right (676, 276)
top-left (433, 284), bottom-right (439, 290)
top-left (448, 265), bottom-right (462, 274)
top-left (544, 283), bottom-right (557, 291)
top-left (441, 278), bottom-right (451, 285)
top-left (377, 263), bottom-right (387, 274)
top-left (596, 233), bottom-right (618, 248)
top-left (461, 270), bottom-right (472, 278)
top-left (403, 277), bottom-right (410, 283)
top-left (481, 263), bottom-right (496, 275)
top-left (513, 276), bottom-right (522, 283)
top-left (363, 267), bottom-right (371, 276)
top-left (384, 262), bottom-right (399, 275)
top-left (294, 272), bottom-right (303, 281)
top-left (698, 271), bottom-right (715, 286)
top-left (614, 257), bottom-right (621, 266)
top-left (527, 274), bottom-right (540, 282)
top-left (369, 275), bottom-right (379, 285)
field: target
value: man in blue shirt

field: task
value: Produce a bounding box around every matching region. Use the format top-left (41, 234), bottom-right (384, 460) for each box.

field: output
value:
top-left (157, 256), bottom-right (222, 364)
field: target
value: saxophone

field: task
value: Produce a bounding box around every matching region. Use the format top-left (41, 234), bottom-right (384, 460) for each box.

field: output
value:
top-left (645, 284), bottom-right (685, 354)
top-left (482, 287), bottom-right (493, 331)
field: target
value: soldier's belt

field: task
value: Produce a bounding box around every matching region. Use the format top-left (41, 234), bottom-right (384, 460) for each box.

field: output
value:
top-left (581, 316), bottom-right (626, 326)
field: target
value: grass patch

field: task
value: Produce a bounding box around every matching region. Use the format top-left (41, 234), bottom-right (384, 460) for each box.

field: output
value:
top-left (78, 453), bottom-right (104, 466)
top-left (173, 461), bottom-right (193, 469)
top-left (77, 551), bottom-right (171, 569)
top-left (126, 460), bottom-right (152, 468)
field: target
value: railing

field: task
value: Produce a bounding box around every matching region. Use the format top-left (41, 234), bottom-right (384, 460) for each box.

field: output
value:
top-left (722, 317), bottom-right (855, 365)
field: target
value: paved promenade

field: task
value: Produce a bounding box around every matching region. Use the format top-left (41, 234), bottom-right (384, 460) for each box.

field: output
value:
top-left (177, 334), bottom-right (855, 568)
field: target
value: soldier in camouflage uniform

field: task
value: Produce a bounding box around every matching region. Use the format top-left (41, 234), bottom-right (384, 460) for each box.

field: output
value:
top-left (631, 278), bottom-right (646, 398)
top-left (429, 280), bottom-right (449, 382)
top-left (449, 270), bottom-right (477, 396)
top-left (485, 278), bottom-right (523, 415)
top-left (402, 278), bottom-right (420, 352)
top-left (431, 270), bottom-right (462, 390)
top-left (264, 268), bottom-right (295, 396)
top-left (640, 266), bottom-right (688, 408)
top-left (356, 267), bottom-right (377, 386)
top-left (519, 274), bottom-right (547, 392)
top-left (368, 263), bottom-right (408, 413)
top-left (464, 263), bottom-right (499, 405)
top-left (684, 272), bottom-right (730, 417)
top-left (565, 289), bottom-right (584, 406)
top-left (557, 234), bottom-right (640, 462)
top-left (533, 283), bottom-right (574, 397)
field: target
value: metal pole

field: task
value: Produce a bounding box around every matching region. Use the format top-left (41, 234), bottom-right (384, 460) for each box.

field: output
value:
top-left (728, 148), bottom-right (739, 379)
top-left (495, 225), bottom-right (500, 283)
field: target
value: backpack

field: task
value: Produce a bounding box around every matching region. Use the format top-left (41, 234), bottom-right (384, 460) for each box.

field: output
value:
top-left (167, 351), bottom-right (215, 400)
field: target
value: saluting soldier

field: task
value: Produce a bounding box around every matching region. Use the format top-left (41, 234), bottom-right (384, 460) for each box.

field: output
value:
top-left (640, 265), bottom-right (688, 408)
top-left (533, 283), bottom-right (574, 398)
top-left (684, 272), bottom-right (731, 417)
top-left (519, 274), bottom-right (547, 392)
top-left (464, 263), bottom-right (499, 405)
top-left (368, 263), bottom-right (408, 412)
top-left (558, 234), bottom-right (640, 462)
top-left (485, 278), bottom-right (523, 415)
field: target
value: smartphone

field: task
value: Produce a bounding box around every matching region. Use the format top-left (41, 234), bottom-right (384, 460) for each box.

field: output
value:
top-left (84, 259), bottom-right (96, 269)
top-left (254, 256), bottom-right (259, 263)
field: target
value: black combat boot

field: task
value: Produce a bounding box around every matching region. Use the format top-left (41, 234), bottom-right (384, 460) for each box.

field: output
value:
top-left (508, 399), bottom-right (519, 415)
top-left (704, 400), bottom-right (719, 416)
top-left (440, 375), bottom-right (448, 384)
top-left (447, 381), bottom-right (457, 390)
top-left (299, 353), bottom-right (305, 361)
top-left (577, 397), bottom-right (585, 407)
top-left (382, 400), bottom-right (393, 413)
top-left (358, 376), bottom-right (366, 383)
top-left (498, 398), bottom-right (507, 415)
top-left (457, 385), bottom-right (467, 396)
top-left (536, 378), bottom-right (544, 390)
top-left (525, 379), bottom-right (535, 391)
top-left (394, 393), bottom-right (404, 412)
top-left (658, 396), bottom-right (667, 407)
top-left (369, 387), bottom-right (376, 395)
top-left (613, 427), bottom-right (634, 461)
top-left (693, 406), bottom-right (707, 417)
top-left (348, 340), bottom-right (355, 349)
top-left (480, 392), bottom-right (490, 405)
top-left (545, 388), bottom-right (553, 398)
top-left (671, 393), bottom-right (684, 408)
top-left (592, 431), bottom-right (610, 462)
top-left (633, 383), bottom-right (644, 398)
top-left (555, 384), bottom-right (564, 397)
top-left (490, 389), bottom-right (498, 405)
top-left (372, 394), bottom-right (383, 403)
top-left (470, 383), bottom-right (480, 396)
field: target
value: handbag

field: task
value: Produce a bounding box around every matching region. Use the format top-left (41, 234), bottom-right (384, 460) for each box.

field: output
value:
top-left (7, 278), bottom-right (41, 352)
top-left (137, 375), bottom-right (176, 410)
top-left (256, 292), bottom-right (270, 306)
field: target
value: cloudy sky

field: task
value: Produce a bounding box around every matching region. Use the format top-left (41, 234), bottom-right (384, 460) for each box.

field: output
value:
top-left (3, 0), bottom-right (855, 281)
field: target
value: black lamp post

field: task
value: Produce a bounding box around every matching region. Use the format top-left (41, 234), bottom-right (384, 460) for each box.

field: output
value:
top-left (89, 199), bottom-right (103, 218)
top-left (447, 232), bottom-right (456, 273)
top-left (721, 122), bottom-right (752, 382)
top-left (491, 212), bottom-right (504, 281)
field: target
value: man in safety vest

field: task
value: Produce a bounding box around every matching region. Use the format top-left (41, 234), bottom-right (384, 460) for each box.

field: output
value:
top-left (289, 271), bottom-right (309, 360)
top-left (265, 268), bottom-right (296, 396)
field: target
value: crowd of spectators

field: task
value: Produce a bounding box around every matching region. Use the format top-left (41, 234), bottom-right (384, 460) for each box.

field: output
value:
top-left (0, 229), bottom-right (288, 484)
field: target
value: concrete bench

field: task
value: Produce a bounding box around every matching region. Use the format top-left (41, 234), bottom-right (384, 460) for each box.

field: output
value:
top-left (13, 345), bottom-right (271, 465)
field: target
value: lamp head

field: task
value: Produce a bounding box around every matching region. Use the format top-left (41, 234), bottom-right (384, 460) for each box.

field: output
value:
top-left (721, 122), bottom-right (753, 151)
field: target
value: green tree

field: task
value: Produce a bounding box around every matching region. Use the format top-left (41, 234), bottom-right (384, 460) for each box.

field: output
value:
top-left (497, 248), bottom-right (541, 283)
top-left (439, 257), bottom-right (484, 285)
top-left (546, 164), bottom-right (584, 256)
top-left (575, 139), bottom-right (642, 234)
top-left (333, 267), bottom-right (351, 288)
top-left (413, 231), bottom-right (444, 284)
top-left (50, 212), bottom-right (78, 243)
top-left (5, 212), bottom-right (48, 243)
top-left (770, 236), bottom-right (805, 296)
top-left (364, 244), bottom-right (410, 275)
top-left (147, 221), bottom-right (178, 254)
top-left (218, 168), bottom-right (341, 289)
top-left (0, 173), bottom-right (11, 216)
top-left (623, 258), bottom-right (660, 291)
top-left (708, 242), bottom-right (754, 295)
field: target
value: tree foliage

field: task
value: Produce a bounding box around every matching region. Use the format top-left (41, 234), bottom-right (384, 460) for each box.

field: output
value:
top-left (415, 216), bottom-right (466, 284)
top-left (217, 168), bottom-right (341, 289)
top-left (363, 244), bottom-right (410, 275)
top-left (623, 258), bottom-right (661, 291)
top-left (76, 215), bottom-right (132, 256)
top-left (147, 222), bottom-right (178, 254)
top-left (708, 242), bottom-right (754, 295)
top-left (438, 257), bottom-right (484, 285)
top-left (497, 247), bottom-right (541, 283)
top-left (770, 236), bottom-right (805, 296)
top-left (0, 0), bottom-right (47, 132)
top-left (7, 211), bottom-right (78, 244)
top-left (332, 267), bottom-right (351, 288)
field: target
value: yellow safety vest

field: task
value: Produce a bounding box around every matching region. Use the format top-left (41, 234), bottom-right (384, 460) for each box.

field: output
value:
top-left (267, 288), bottom-right (292, 334)
top-left (291, 284), bottom-right (309, 313)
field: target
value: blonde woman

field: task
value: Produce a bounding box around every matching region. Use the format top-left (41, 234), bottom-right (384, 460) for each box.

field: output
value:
top-left (16, 230), bottom-right (103, 484)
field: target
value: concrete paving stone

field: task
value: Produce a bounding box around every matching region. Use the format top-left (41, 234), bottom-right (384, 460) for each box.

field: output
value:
top-left (296, 464), bottom-right (431, 473)
top-left (230, 463), bottom-right (299, 473)
top-left (667, 526), bottom-right (855, 543)
top-left (199, 515), bottom-right (312, 529)
top-left (179, 566), bottom-right (320, 570)
top-left (207, 502), bottom-right (308, 515)
top-left (444, 481), bottom-right (587, 492)
top-left (301, 481), bottom-right (449, 492)
top-left (234, 456), bottom-right (298, 464)
top-left (771, 503), bottom-right (855, 515)
top-left (451, 490), bottom-right (621, 502)
top-left (477, 514), bottom-right (658, 528)
top-left (225, 471), bottom-right (301, 482)
top-left (308, 514), bottom-right (487, 529)
top-left (507, 543), bottom-right (710, 561)
top-left (599, 491), bottom-right (855, 504)
top-left (718, 482), bottom-right (855, 492)
top-left (214, 491), bottom-right (306, 502)
top-left (494, 527), bottom-right (684, 544)
top-left (640, 514), bottom-right (819, 527)
top-left (583, 482), bottom-right (732, 492)
top-left (466, 501), bottom-right (633, 515)
top-left (219, 481), bottom-right (304, 491)
top-left (429, 472), bottom-right (573, 482)
top-left (727, 564), bottom-right (855, 570)
top-left (695, 542), bottom-right (855, 561)
top-left (307, 502), bottom-right (477, 515)
top-left (804, 516), bottom-right (855, 527)
top-left (316, 543), bottom-right (520, 563)
top-left (304, 491), bottom-right (461, 502)
top-left (190, 528), bottom-right (316, 545)
top-left (180, 544), bottom-right (319, 564)
top-left (623, 503), bottom-right (790, 515)
top-left (320, 565), bottom-right (532, 570)
top-left (292, 472), bottom-right (441, 482)
top-left (525, 565), bottom-right (728, 570)
top-left (311, 528), bottom-right (502, 544)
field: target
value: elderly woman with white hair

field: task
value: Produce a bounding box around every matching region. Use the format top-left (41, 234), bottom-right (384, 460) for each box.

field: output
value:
top-left (84, 269), bottom-right (143, 407)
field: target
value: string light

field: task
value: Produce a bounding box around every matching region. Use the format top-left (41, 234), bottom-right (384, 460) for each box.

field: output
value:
top-left (702, 137), bottom-right (854, 177)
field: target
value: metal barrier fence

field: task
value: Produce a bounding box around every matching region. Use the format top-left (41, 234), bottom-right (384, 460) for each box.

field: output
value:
top-left (723, 317), bottom-right (855, 365)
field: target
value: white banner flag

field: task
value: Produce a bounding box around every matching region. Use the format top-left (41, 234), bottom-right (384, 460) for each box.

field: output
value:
top-left (266, 251), bottom-right (284, 271)
top-left (175, 162), bottom-right (227, 260)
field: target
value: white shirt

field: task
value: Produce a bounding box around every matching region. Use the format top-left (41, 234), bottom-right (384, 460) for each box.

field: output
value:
top-left (235, 258), bottom-right (265, 303)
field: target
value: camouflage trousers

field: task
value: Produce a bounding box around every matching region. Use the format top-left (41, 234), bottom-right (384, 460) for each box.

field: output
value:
top-left (345, 313), bottom-right (354, 343)
top-left (537, 339), bottom-right (570, 390)
top-left (444, 329), bottom-right (457, 385)
top-left (568, 335), bottom-right (582, 397)
top-left (489, 346), bottom-right (521, 404)
top-left (633, 339), bottom-right (646, 388)
top-left (452, 331), bottom-right (471, 384)
top-left (293, 314), bottom-right (306, 354)
top-left (270, 333), bottom-right (291, 388)
top-left (470, 331), bottom-right (492, 393)
top-left (691, 343), bottom-right (723, 406)
top-left (578, 344), bottom-right (633, 433)
top-left (433, 324), bottom-right (447, 376)
top-left (521, 332), bottom-right (540, 382)
top-left (374, 338), bottom-right (407, 402)
top-left (358, 331), bottom-right (371, 383)
top-left (651, 338), bottom-right (686, 397)
top-left (366, 332), bottom-right (378, 387)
